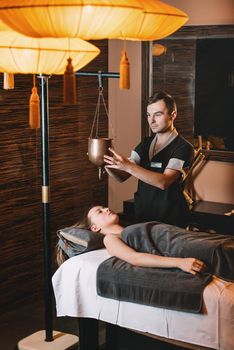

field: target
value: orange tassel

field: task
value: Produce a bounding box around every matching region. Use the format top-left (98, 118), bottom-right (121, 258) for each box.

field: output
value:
top-left (3, 72), bottom-right (14, 89)
top-left (63, 57), bottom-right (76, 104)
top-left (29, 75), bottom-right (40, 129)
top-left (119, 49), bottom-right (130, 90)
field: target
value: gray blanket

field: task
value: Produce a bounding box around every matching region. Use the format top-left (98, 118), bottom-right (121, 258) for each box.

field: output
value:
top-left (97, 222), bottom-right (234, 313)
top-left (121, 222), bottom-right (234, 282)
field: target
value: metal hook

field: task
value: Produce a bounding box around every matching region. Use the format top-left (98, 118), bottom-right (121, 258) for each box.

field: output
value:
top-left (98, 167), bottom-right (102, 181)
top-left (98, 166), bottom-right (107, 181)
top-left (98, 71), bottom-right (103, 89)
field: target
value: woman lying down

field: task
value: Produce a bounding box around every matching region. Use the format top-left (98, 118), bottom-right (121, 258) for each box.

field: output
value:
top-left (56, 206), bottom-right (234, 283)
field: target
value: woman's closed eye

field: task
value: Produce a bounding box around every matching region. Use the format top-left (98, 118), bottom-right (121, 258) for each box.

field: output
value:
top-left (97, 207), bottom-right (108, 214)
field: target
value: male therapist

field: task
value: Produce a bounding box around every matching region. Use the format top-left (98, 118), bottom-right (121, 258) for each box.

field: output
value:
top-left (104, 91), bottom-right (194, 228)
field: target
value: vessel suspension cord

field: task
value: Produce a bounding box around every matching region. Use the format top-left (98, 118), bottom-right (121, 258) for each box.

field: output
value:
top-left (75, 70), bottom-right (119, 140)
top-left (90, 85), bottom-right (102, 139)
top-left (77, 71), bottom-right (118, 180)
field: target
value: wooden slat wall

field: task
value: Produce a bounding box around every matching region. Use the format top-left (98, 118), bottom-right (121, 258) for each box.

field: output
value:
top-left (152, 38), bottom-right (196, 143)
top-left (0, 40), bottom-right (109, 311)
top-left (150, 25), bottom-right (234, 147)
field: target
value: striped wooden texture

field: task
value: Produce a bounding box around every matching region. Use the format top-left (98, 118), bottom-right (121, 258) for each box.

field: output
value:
top-left (0, 40), bottom-right (109, 311)
top-left (149, 25), bottom-right (234, 153)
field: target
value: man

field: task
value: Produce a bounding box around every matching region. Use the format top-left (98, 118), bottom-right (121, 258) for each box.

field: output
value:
top-left (104, 91), bottom-right (194, 228)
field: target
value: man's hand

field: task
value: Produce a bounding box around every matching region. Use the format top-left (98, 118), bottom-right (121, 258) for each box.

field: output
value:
top-left (104, 147), bottom-right (180, 190)
top-left (104, 148), bottom-right (133, 173)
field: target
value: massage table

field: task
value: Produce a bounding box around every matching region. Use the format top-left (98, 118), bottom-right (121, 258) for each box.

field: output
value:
top-left (52, 248), bottom-right (234, 350)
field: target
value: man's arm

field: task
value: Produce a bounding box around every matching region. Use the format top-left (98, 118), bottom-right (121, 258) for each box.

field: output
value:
top-left (104, 148), bottom-right (180, 190)
top-left (105, 166), bottom-right (131, 183)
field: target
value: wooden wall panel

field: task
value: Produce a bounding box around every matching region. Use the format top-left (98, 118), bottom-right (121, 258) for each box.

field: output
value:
top-left (149, 25), bottom-right (234, 149)
top-left (0, 40), bottom-right (109, 311)
top-left (152, 39), bottom-right (196, 143)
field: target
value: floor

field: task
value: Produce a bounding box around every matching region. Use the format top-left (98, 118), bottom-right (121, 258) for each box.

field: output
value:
top-left (0, 297), bottom-right (188, 350)
top-left (0, 297), bottom-right (80, 350)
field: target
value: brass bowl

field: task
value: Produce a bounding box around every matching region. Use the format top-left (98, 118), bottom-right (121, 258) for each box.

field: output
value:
top-left (87, 138), bottom-right (112, 167)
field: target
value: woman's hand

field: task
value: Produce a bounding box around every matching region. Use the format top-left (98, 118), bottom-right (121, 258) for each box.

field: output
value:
top-left (177, 258), bottom-right (207, 275)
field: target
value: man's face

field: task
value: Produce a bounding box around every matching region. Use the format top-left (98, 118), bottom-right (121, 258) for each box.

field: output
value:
top-left (147, 99), bottom-right (176, 134)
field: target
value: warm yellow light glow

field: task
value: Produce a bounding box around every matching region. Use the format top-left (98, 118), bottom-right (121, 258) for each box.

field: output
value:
top-left (0, 22), bottom-right (100, 74)
top-left (0, 0), bottom-right (188, 41)
top-left (152, 43), bottom-right (167, 56)
top-left (0, 0), bottom-right (143, 39)
top-left (111, 0), bottom-right (188, 40)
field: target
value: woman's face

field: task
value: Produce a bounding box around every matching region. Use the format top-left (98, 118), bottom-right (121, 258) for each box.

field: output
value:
top-left (88, 206), bottom-right (119, 232)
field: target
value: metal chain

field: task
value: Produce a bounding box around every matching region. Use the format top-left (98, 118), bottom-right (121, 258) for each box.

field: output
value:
top-left (100, 89), bottom-right (116, 141)
top-left (89, 85), bottom-right (116, 142)
top-left (89, 87), bottom-right (102, 138)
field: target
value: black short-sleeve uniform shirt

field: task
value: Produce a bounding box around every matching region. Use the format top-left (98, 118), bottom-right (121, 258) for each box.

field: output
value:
top-left (133, 134), bottom-right (194, 227)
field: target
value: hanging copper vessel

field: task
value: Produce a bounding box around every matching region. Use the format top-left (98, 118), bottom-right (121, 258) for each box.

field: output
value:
top-left (87, 76), bottom-right (115, 179)
top-left (88, 137), bottom-right (112, 167)
top-left (88, 137), bottom-right (112, 179)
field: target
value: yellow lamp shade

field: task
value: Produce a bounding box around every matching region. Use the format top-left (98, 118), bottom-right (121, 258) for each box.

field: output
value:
top-left (152, 43), bottom-right (167, 56)
top-left (0, 0), bottom-right (143, 40)
top-left (111, 0), bottom-right (188, 40)
top-left (0, 23), bottom-right (100, 74)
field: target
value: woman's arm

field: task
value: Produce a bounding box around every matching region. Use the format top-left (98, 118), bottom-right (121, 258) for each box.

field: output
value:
top-left (104, 234), bottom-right (206, 275)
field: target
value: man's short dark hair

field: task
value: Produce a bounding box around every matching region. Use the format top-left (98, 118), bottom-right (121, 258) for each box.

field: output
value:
top-left (147, 91), bottom-right (177, 114)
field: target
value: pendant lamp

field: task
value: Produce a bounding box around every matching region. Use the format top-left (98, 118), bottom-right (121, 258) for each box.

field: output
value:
top-left (0, 0), bottom-right (143, 39)
top-left (0, 0), bottom-right (188, 42)
top-left (152, 43), bottom-right (167, 56)
top-left (0, 23), bottom-right (100, 75)
top-left (110, 0), bottom-right (188, 41)
top-left (0, 1), bottom-right (188, 94)
top-left (116, 0), bottom-right (187, 90)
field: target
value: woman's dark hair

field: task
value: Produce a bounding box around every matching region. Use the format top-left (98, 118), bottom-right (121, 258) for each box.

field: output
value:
top-left (147, 91), bottom-right (177, 114)
top-left (72, 206), bottom-right (93, 229)
top-left (55, 206), bottom-right (94, 266)
top-left (56, 242), bottom-right (69, 267)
